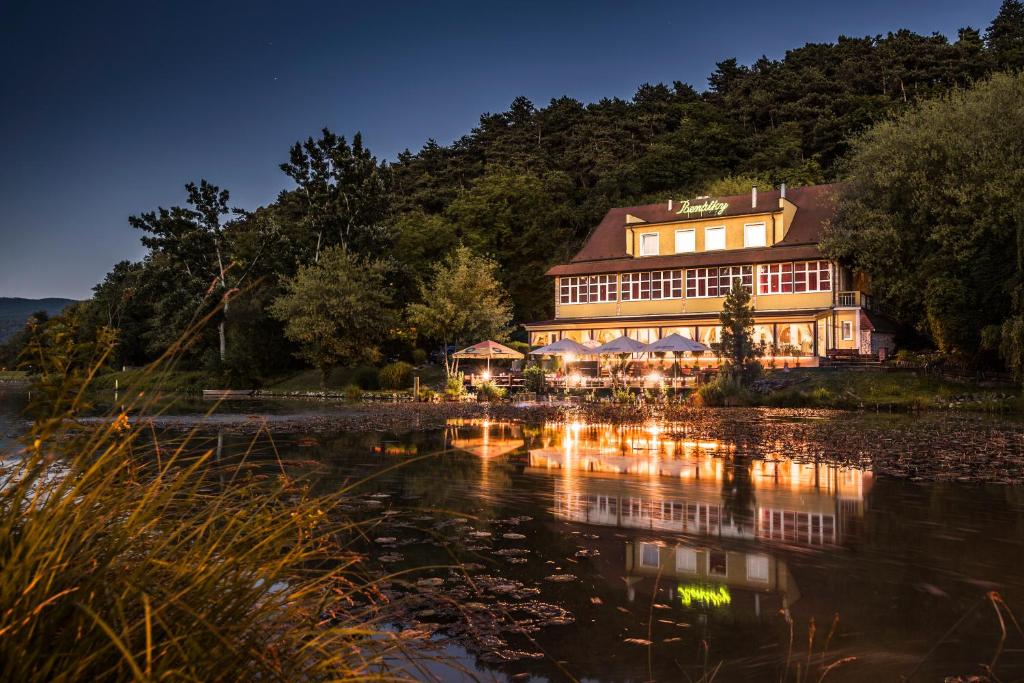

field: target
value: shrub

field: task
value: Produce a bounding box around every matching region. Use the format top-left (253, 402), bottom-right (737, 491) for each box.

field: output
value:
top-left (344, 384), bottom-right (363, 403)
top-left (507, 340), bottom-right (531, 356)
top-left (352, 365), bottom-right (380, 390)
top-left (411, 348), bottom-right (428, 366)
top-left (695, 374), bottom-right (753, 407)
top-left (612, 388), bottom-right (632, 404)
top-left (418, 387), bottom-right (437, 402)
top-left (378, 361), bottom-right (413, 389)
top-left (476, 380), bottom-right (506, 401)
top-left (445, 372), bottom-right (466, 398)
top-left (523, 364), bottom-right (546, 393)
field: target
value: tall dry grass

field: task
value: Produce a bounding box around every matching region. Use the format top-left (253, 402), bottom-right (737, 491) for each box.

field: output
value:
top-left (0, 318), bottom-right (429, 681)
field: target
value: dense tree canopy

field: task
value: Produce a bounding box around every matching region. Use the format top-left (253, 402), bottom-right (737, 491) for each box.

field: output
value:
top-left (822, 71), bottom-right (1024, 369)
top-left (21, 3), bottom-right (1024, 382)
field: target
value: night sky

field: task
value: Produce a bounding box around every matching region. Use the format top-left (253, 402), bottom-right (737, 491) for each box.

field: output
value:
top-left (0, 0), bottom-right (1001, 299)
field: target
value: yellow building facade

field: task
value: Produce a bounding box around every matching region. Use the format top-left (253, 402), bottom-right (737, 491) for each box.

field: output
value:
top-left (524, 183), bottom-right (893, 358)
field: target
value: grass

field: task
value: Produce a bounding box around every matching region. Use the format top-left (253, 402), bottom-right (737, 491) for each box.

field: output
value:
top-left (759, 368), bottom-right (1022, 411)
top-left (0, 324), bottom-right (433, 681)
top-left (0, 370), bottom-right (30, 381)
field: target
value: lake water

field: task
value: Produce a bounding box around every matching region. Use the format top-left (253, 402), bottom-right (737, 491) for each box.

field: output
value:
top-left (3, 385), bottom-right (1024, 681)
top-left (213, 416), bottom-right (1024, 682)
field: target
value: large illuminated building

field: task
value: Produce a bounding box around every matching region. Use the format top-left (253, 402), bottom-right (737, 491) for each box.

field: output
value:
top-left (524, 183), bottom-right (896, 359)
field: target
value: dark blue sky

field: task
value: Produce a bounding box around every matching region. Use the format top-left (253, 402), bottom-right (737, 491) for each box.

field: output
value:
top-left (0, 0), bottom-right (1001, 298)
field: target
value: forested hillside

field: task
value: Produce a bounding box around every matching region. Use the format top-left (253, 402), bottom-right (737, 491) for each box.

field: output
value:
top-left (0, 298), bottom-right (74, 342)
top-left (23, 1), bottom-right (1024, 383)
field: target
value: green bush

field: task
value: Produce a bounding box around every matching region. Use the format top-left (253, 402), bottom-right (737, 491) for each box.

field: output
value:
top-left (411, 348), bottom-right (428, 366)
top-left (523, 364), bottom-right (546, 393)
top-left (445, 372), bottom-right (466, 398)
top-left (378, 361), bottom-right (413, 389)
top-left (352, 365), bottom-right (380, 390)
top-left (696, 374), bottom-right (753, 407)
top-left (476, 380), bottom-right (506, 401)
top-left (612, 388), bottom-right (632, 404)
top-left (507, 340), bottom-right (531, 356)
top-left (344, 384), bottom-right (363, 403)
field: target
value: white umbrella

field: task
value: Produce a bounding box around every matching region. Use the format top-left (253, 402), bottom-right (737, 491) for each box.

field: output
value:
top-left (592, 335), bottom-right (648, 355)
top-left (529, 338), bottom-right (592, 357)
top-left (641, 333), bottom-right (708, 355)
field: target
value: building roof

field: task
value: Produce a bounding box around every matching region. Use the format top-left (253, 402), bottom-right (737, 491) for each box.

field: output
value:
top-left (548, 183), bottom-right (841, 277)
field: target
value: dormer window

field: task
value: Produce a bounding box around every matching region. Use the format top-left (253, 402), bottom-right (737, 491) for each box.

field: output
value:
top-left (675, 229), bottom-right (695, 253)
top-left (639, 232), bottom-right (659, 256)
top-left (744, 222), bottom-right (766, 247)
top-left (705, 226), bottom-right (726, 251)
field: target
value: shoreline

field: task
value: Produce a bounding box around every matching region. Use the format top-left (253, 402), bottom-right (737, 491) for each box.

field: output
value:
top-left (94, 400), bottom-right (1024, 485)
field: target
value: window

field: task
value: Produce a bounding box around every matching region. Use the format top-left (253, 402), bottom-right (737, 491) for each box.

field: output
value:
top-left (717, 265), bottom-right (753, 293)
top-left (759, 261), bottom-right (831, 295)
top-left (640, 543), bottom-right (661, 568)
top-left (792, 260), bottom-right (831, 292)
top-left (559, 275), bottom-right (616, 305)
top-left (676, 547), bottom-right (698, 573)
top-left (743, 222), bottom-right (766, 247)
top-left (686, 266), bottom-right (752, 298)
top-left (621, 270), bottom-right (683, 301)
top-left (746, 554), bottom-right (770, 583)
top-left (639, 233), bottom-right (660, 256)
top-left (705, 226), bottom-right (726, 251)
top-left (758, 263), bottom-right (794, 294)
top-left (708, 551), bottom-right (728, 577)
top-left (686, 267), bottom-right (719, 298)
top-left (675, 229), bottom-right (696, 253)
top-left (841, 321), bottom-right (854, 341)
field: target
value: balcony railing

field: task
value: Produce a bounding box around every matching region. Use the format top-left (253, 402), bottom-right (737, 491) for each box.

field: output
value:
top-left (837, 291), bottom-right (871, 309)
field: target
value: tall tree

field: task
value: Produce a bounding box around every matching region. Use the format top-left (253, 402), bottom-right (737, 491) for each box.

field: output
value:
top-left (716, 281), bottom-right (762, 382)
top-left (279, 129), bottom-right (392, 262)
top-left (986, 0), bottom-right (1024, 70)
top-left (822, 72), bottom-right (1024, 367)
top-left (129, 181), bottom-right (273, 362)
top-left (406, 246), bottom-right (513, 376)
top-left (269, 247), bottom-right (395, 387)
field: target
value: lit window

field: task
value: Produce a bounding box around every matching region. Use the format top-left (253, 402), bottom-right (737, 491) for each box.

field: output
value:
top-left (640, 543), bottom-right (661, 568)
top-left (559, 275), bottom-right (617, 304)
top-left (746, 554), bottom-right (769, 583)
top-left (676, 547), bottom-right (698, 573)
top-left (758, 263), bottom-right (794, 294)
top-left (640, 233), bottom-right (660, 256)
top-left (621, 270), bottom-right (682, 301)
top-left (841, 321), bottom-right (854, 340)
top-left (686, 266), bottom-right (751, 298)
top-left (743, 223), bottom-right (766, 247)
top-left (708, 551), bottom-right (728, 576)
top-left (675, 229), bottom-right (696, 253)
top-left (705, 226), bottom-right (726, 251)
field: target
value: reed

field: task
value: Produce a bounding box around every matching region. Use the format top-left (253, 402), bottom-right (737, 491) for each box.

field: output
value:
top-left (0, 318), bottom-right (428, 681)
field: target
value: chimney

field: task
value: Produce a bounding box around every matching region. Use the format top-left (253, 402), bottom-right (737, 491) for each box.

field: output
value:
top-left (780, 182), bottom-right (786, 199)
top-left (668, 198), bottom-right (673, 211)
top-left (751, 186), bottom-right (757, 209)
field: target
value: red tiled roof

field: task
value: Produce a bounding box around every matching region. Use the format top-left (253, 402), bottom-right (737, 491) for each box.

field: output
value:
top-left (549, 183), bottom-right (841, 276)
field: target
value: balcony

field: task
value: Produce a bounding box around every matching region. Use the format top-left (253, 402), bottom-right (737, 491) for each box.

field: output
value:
top-left (837, 291), bottom-right (871, 309)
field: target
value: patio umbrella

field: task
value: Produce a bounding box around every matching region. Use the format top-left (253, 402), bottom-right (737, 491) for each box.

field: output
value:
top-left (641, 333), bottom-right (708, 355)
top-left (592, 335), bottom-right (648, 355)
top-left (453, 340), bottom-right (524, 375)
top-left (528, 338), bottom-right (592, 357)
top-left (642, 333), bottom-right (709, 383)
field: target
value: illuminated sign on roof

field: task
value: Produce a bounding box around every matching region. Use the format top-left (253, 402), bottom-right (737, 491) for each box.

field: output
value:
top-left (675, 198), bottom-right (729, 217)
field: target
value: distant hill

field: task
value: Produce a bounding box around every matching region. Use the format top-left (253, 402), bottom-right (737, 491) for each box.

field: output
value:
top-left (0, 297), bottom-right (76, 341)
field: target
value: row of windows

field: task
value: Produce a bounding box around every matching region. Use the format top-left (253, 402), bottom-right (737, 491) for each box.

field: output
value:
top-left (621, 270), bottom-right (683, 301)
top-left (559, 261), bottom-right (832, 304)
top-left (639, 223), bottom-right (767, 257)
